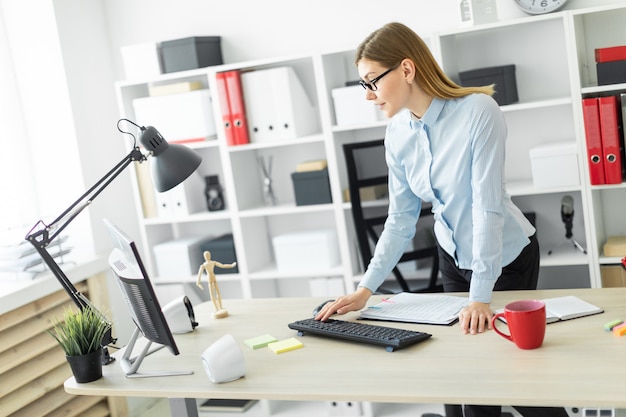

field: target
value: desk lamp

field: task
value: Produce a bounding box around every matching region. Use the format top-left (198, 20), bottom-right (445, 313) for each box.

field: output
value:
top-left (25, 119), bottom-right (202, 364)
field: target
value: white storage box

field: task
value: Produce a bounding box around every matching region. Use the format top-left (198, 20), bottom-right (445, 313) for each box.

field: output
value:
top-left (529, 141), bottom-right (580, 188)
top-left (121, 42), bottom-right (162, 79)
top-left (272, 229), bottom-right (340, 273)
top-left (331, 85), bottom-right (384, 126)
top-left (309, 277), bottom-right (346, 297)
top-left (154, 172), bottom-right (206, 217)
top-left (132, 89), bottom-right (216, 143)
top-left (153, 236), bottom-right (212, 278)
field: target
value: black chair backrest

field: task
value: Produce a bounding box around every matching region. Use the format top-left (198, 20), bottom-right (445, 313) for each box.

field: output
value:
top-left (343, 139), bottom-right (442, 293)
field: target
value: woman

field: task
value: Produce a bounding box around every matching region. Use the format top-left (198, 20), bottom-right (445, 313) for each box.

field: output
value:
top-left (315, 22), bottom-right (567, 417)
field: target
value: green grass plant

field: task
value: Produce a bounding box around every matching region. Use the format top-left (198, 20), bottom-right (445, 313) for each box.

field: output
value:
top-left (48, 305), bottom-right (111, 357)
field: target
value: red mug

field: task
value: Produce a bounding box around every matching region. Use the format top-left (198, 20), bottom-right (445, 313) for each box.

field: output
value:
top-left (492, 300), bottom-right (546, 350)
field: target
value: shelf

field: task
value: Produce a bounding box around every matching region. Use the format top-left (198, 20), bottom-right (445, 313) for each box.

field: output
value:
top-left (589, 182), bottom-right (626, 191)
top-left (599, 256), bottom-right (626, 266)
top-left (226, 134), bottom-right (326, 152)
top-left (436, 11), bottom-right (566, 37)
top-left (539, 246), bottom-right (589, 267)
top-left (184, 139), bottom-right (220, 150)
top-left (506, 180), bottom-right (582, 197)
top-left (499, 97), bottom-right (572, 113)
top-left (581, 82), bottom-right (626, 96)
top-left (238, 203), bottom-right (334, 218)
top-left (142, 210), bottom-right (233, 225)
top-left (249, 264), bottom-right (344, 280)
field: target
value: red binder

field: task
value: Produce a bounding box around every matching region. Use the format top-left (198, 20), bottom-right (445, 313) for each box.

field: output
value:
top-left (598, 95), bottom-right (623, 184)
top-left (224, 70), bottom-right (250, 145)
top-left (216, 72), bottom-right (236, 146)
top-left (595, 45), bottom-right (626, 63)
top-left (581, 98), bottom-right (605, 185)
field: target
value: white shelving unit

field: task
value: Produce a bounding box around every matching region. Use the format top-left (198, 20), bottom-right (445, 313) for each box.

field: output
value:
top-left (115, 4), bottom-right (626, 303)
top-left (116, 6), bottom-right (626, 415)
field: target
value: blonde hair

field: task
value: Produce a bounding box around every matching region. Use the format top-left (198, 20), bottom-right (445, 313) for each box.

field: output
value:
top-left (355, 22), bottom-right (494, 98)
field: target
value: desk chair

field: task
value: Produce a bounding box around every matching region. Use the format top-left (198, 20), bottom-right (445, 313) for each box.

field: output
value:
top-left (343, 139), bottom-right (443, 294)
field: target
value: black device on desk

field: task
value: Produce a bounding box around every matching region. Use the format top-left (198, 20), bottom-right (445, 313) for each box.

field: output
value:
top-left (104, 218), bottom-right (194, 378)
top-left (288, 318), bottom-right (432, 352)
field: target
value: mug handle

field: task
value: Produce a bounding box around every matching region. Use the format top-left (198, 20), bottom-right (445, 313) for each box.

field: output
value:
top-left (491, 313), bottom-right (512, 342)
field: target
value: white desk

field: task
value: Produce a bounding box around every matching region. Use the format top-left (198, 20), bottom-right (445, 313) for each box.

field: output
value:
top-left (65, 288), bottom-right (626, 416)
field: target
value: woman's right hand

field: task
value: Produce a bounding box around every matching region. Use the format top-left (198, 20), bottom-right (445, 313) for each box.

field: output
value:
top-left (315, 287), bottom-right (372, 321)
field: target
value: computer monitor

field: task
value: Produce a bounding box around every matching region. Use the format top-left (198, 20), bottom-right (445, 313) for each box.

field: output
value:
top-left (103, 218), bottom-right (193, 378)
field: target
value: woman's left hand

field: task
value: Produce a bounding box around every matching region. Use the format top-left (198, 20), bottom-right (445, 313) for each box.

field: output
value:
top-left (459, 301), bottom-right (493, 334)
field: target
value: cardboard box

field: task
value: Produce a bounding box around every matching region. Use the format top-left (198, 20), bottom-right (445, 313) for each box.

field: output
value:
top-left (153, 236), bottom-right (212, 278)
top-left (291, 168), bottom-right (332, 206)
top-left (272, 229), bottom-right (340, 273)
top-left (331, 85), bottom-right (384, 126)
top-left (160, 36), bottom-right (223, 73)
top-left (604, 236), bottom-right (626, 257)
top-left (529, 141), bottom-right (580, 188)
top-left (459, 65), bottom-right (518, 105)
top-left (601, 265), bottom-right (626, 287)
top-left (132, 89), bottom-right (216, 143)
top-left (342, 184), bottom-right (388, 202)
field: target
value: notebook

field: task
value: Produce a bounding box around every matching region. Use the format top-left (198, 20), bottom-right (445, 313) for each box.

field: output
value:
top-left (358, 292), bottom-right (468, 325)
top-left (494, 295), bottom-right (604, 324)
top-left (542, 295), bottom-right (604, 323)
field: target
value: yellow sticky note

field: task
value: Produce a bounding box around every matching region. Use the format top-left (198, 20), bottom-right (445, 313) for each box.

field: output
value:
top-left (244, 334), bottom-right (278, 349)
top-left (267, 337), bottom-right (304, 354)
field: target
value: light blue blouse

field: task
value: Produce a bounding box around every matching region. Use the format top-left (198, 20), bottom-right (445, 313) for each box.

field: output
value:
top-left (358, 94), bottom-right (535, 303)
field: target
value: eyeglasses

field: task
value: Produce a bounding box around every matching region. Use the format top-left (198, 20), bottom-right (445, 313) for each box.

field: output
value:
top-left (358, 66), bottom-right (397, 91)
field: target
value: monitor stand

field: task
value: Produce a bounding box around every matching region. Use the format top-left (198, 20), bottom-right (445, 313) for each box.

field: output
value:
top-left (120, 326), bottom-right (194, 378)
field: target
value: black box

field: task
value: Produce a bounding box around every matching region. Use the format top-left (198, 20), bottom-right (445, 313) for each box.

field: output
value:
top-left (291, 168), bottom-right (332, 206)
top-left (199, 234), bottom-right (238, 274)
top-left (459, 65), bottom-right (518, 106)
top-left (597, 60), bottom-right (626, 86)
top-left (160, 36), bottom-right (223, 73)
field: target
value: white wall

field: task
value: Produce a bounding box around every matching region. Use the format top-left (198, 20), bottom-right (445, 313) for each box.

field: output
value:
top-left (99, 0), bottom-right (621, 81)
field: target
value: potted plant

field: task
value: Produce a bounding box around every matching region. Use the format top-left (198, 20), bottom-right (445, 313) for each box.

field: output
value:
top-left (48, 305), bottom-right (111, 383)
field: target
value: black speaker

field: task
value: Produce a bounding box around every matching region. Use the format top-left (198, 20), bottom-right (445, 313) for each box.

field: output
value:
top-left (204, 175), bottom-right (224, 211)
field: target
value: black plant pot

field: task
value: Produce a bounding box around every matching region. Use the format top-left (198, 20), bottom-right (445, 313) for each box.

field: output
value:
top-left (66, 348), bottom-right (103, 383)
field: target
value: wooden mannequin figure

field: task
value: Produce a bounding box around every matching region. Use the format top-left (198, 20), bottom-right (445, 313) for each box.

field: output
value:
top-left (195, 250), bottom-right (236, 318)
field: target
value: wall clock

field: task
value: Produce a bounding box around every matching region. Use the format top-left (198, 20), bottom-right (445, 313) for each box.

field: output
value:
top-left (514, 0), bottom-right (568, 15)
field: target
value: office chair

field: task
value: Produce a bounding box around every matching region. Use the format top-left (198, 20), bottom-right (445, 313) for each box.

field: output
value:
top-left (343, 139), bottom-right (443, 294)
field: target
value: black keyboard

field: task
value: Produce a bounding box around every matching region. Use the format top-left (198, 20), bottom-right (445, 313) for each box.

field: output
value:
top-left (288, 318), bottom-right (432, 352)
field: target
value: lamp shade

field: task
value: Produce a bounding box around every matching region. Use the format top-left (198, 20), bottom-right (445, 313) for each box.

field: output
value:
top-left (139, 125), bottom-right (203, 192)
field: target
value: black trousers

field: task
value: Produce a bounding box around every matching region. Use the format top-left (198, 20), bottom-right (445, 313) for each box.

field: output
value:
top-left (438, 234), bottom-right (568, 417)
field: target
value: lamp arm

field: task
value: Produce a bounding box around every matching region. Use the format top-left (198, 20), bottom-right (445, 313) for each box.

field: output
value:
top-left (24, 146), bottom-right (146, 346)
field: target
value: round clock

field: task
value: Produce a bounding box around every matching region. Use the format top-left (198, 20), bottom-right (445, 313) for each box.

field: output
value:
top-left (514, 0), bottom-right (568, 15)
